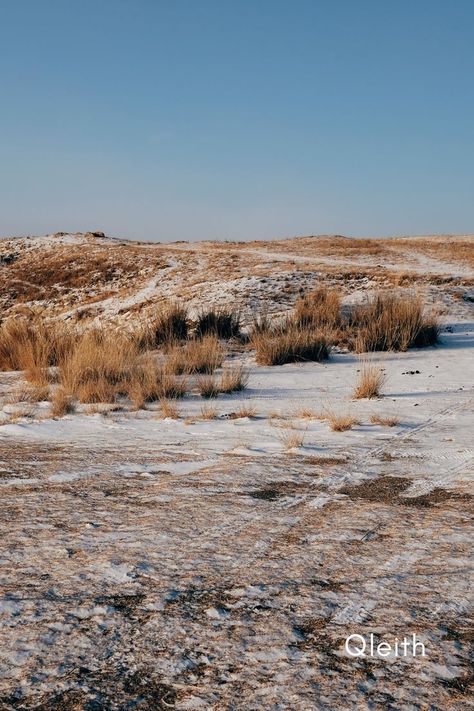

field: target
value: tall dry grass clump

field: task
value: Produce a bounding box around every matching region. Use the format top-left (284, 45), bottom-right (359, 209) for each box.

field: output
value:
top-left (353, 362), bottom-right (386, 399)
top-left (195, 308), bottom-right (240, 339)
top-left (166, 335), bottom-right (224, 374)
top-left (197, 375), bottom-right (220, 398)
top-left (252, 325), bottom-right (330, 366)
top-left (51, 387), bottom-right (75, 417)
top-left (349, 293), bottom-right (439, 352)
top-left (0, 317), bottom-right (76, 385)
top-left (294, 288), bottom-right (342, 329)
top-left (139, 302), bottom-right (188, 348)
top-left (59, 330), bottom-right (140, 403)
top-left (126, 352), bottom-right (165, 408)
top-left (158, 398), bottom-right (180, 419)
top-left (56, 329), bottom-right (188, 407)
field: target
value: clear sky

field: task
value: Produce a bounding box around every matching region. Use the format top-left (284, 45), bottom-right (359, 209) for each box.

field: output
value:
top-left (1, 0), bottom-right (473, 241)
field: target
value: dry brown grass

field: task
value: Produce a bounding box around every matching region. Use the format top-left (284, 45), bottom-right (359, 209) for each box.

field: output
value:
top-left (229, 403), bottom-right (257, 419)
top-left (327, 412), bottom-right (359, 431)
top-left (353, 362), bottom-right (386, 399)
top-left (278, 428), bottom-right (305, 450)
top-left (8, 383), bottom-right (50, 403)
top-left (195, 307), bottom-right (240, 339)
top-left (294, 407), bottom-right (318, 419)
top-left (350, 293), bottom-right (439, 352)
top-left (138, 302), bottom-right (188, 348)
top-left (250, 310), bottom-right (272, 337)
top-left (59, 330), bottom-right (139, 403)
top-left (219, 365), bottom-right (248, 393)
top-left (159, 399), bottom-right (180, 419)
top-left (294, 287), bottom-right (341, 329)
top-left (370, 414), bottom-right (400, 427)
top-left (50, 387), bottom-right (75, 417)
top-left (391, 237), bottom-right (474, 269)
top-left (0, 243), bottom-right (165, 304)
top-left (199, 404), bottom-right (219, 420)
top-left (159, 372), bottom-right (187, 399)
top-left (251, 289), bottom-right (439, 357)
top-left (166, 336), bottom-right (224, 374)
top-left (0, 318), bottom-right (74, 384)
top-left (197, 375), bottom-right (220, 398)
top-left (252, 326), bottom-right (330, 365)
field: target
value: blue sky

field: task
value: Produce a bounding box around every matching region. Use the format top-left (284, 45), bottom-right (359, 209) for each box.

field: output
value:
top-left (1, 0), bottom-right (473, 241)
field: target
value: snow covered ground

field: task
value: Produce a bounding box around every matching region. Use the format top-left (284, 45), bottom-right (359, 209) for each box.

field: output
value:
top-left (0, 233), bottom-right (473, 708)
top-left (0, 318), bottom-right (473, 709)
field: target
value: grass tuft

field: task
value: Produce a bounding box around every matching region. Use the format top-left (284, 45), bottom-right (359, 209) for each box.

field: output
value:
top-left (279, 428), bottom-right (305, 450)
top-left (252, 326), bottom-right (330, 366)
top-left (353, 362), bottom-right (386, 399)
top-left (294, 287), bottom-right (342, 329)
top-left (327, 412), bottom-right (359, 432)
top-left (219, 365), bottom-right (248, 393)
top-left (159, 398), bottom-right (180, 419)
top-left (195, 308), bottom-right (240, 339)
top-left (199, 404), bottom-right (219, 420)
top-left (140, 302), bottom-right (188, 348)
top-left (370, 414), bottom-right (400, 427)
top-left (197, 374), bottom-right (220, 398)
top-left (350, 293), bottom-right (439, 352)
top-left (166, 336), bottom-right (223, 374)
top-left (51, 387), bottom-right (75, 417)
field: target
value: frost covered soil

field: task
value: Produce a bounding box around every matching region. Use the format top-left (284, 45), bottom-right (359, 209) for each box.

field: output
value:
top-left (2, 232), bottom-right (474, 328)
top-left (0, 320), bottom-right (473, 709)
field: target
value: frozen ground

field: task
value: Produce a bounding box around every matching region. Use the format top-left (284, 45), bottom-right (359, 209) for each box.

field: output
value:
top-left (0, 317), bottom-right (473, 709)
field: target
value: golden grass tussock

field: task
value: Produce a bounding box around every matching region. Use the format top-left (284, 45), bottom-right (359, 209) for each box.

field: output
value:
top-left (327, 412), bottom-right (359, 432)
top-left (50, 387), bottom-right (75, 417)
top-left (159, 398), bottom-right (180, 419)
top-left (197, 374), bottom-right (220, 398)
top-left (229, 403), bottom-right (257, 419)
top-left (249, 289), bottom-right (438, 361)
top-left (59, 332), bottom-right (189, 407)
top-left (199, 404), bottom-right (219, 420)
top-left (159, 372), bottom-right (188, 399)
top-left (370, 414), bottom-right (400, 427)
top-left (252, 326), bottom-right (330, 366)
top-left (0, 318), bottom-right (75, 384)
top-left (219, 364), bottom-right (248, 393)
top-left (59, 330), bottom-right (139, 400)
top-left (166, 335), bottom-right (224, 374)
top-left (195, 307), bottom-right (240, 339)
top-left (278, 428), bottom-right (305, 450)
top-left (353, 362), bottom-right (386, 399)
top-left (294, 287), bottom-right (342, 329)
top-left (350, 293), bottom-right (439, 352)
top-left (138, 302), bottom-right (188, 348)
